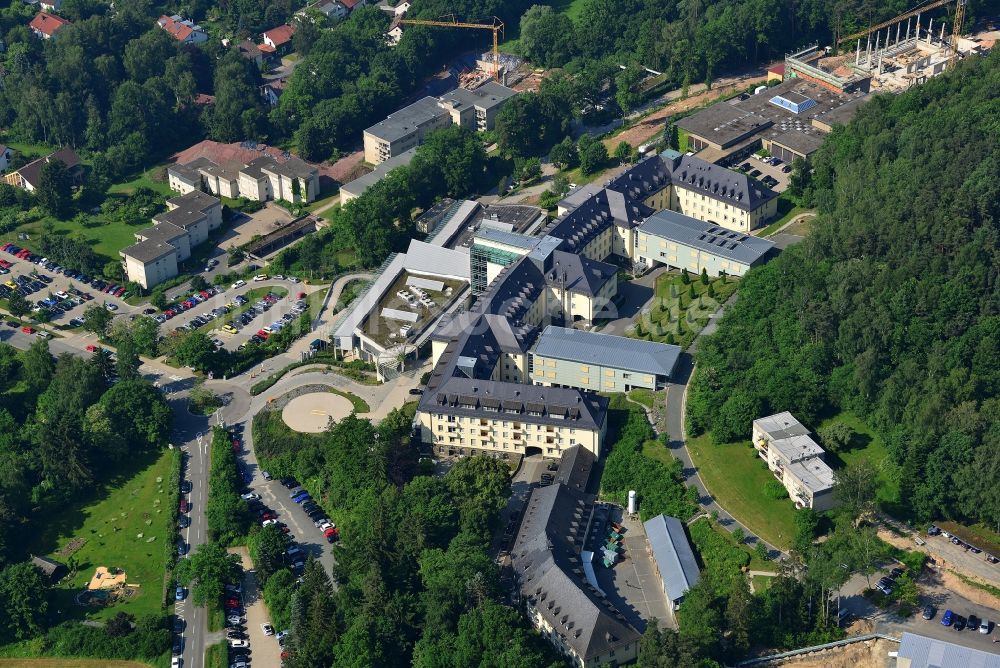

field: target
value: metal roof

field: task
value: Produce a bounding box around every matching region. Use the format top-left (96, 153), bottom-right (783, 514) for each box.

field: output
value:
top-left (474, 227), bottom-right (540, 251)
top-left (643, 515), bottom-right (700, 603)
top-left (402, 239), bottom-right (470, 281)
top-left (898, 632), bottom-right (1000, 668)
top-left (439, 81), bottom-right (517, 112)
top-left (340, 149), bottom-right (416, 199)
top-left (787, 458), bottom-right (835, 494)
top-left (533, 325), bottom-right (680, 378)
top-left (639, 209), bottom-right (775, 266)
top-left (753, 411), bottom-right (810, 441)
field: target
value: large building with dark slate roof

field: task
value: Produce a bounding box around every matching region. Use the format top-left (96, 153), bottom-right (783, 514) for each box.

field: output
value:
top-left (511, 446), bottom-right (641, 666)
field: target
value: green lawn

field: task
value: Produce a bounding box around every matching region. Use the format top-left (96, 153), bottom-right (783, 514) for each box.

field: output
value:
top-left (758, 194), bottom-right (810, 237)
top-left (685, 432), bottom-right (797, 550)
top-left (628, 388), bottom-right (657, 408)
top-left (703, 520), bottom-right (773, 572)
top-left (816, 411), bottom-right (901, 510)
top-left (629, 272), bottom-right (738, 349)
top-left (330, 387), bottom-right (370, 414)
top-left (28, 449), bottom-right (178, 622)
top-left (205, 641), bottom-right (228, 668)
top-left (107, 165), bottom-right (173, 197)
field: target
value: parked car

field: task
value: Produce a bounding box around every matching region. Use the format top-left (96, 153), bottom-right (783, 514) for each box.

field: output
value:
top-left (922, 605), bottom-right (935, 620)
top-left (953, 615), bottom-right (967, 631)
top-left (941, 610), bottom-right (954, 627)
top-left (980, 618), bottom-right (991, 634)
top-left (229, 639), bottom-right (250, 649)
top-left (261, 623), bottom-right (275, 636)
top-left (175, 586), bottom-right (185, 600)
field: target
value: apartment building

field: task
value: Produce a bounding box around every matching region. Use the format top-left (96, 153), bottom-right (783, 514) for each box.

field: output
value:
top-left (636, 209), bottom-right (775, 277)
top-left (438, 81), bottom-right (518, 132)
top-left (168, 154), bottom-right (320, 204)
top-left (363, 83), bottom-right (518, 164)
top-left (363, 97), bottom-right (452, 165)
top-left (752, 412), bottom-right (837, 511)
top-left (120, 191), bottom-right (223, 289)
top-left (530, 326), bottom-right (680, 392)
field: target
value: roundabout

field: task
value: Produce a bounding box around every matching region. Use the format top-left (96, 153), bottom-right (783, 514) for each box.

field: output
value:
top-left (281, 392), bottom-right (356, 433)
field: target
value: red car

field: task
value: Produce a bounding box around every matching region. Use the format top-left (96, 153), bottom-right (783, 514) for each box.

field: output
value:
top-left (199, 290), bottom-right (211, 299)
top-left (86, 344), bottom-right (100, 352)
top-left (231, 440), bottom-right (241, 453)
top-left (21, 326), bottom-right (34, 334)
top-left (256, 329), bottom-right (269, 339)
top-left (224, 598), bottom-right (241, 607)
top-left (324, 527), bottom-right (338, 537)
top-left (261, 511), bottom-right (276, 521)
top-left (296, 292), bottom-right (306, 299)
top-left (179, 499), bottom-right (189, 513)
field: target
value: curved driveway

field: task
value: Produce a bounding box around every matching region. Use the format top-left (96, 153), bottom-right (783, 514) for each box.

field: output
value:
top-left (663, 296), bottom-right (787, 559)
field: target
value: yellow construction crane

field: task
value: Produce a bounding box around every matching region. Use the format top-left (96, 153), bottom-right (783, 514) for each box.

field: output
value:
top-left (399, 15), bottom-right (505, 81)
top-left (838, 0), bottom-right (966, 58)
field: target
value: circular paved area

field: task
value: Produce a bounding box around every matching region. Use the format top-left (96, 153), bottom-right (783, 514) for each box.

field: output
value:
top-left (282, 392), bottom-right (354, 433)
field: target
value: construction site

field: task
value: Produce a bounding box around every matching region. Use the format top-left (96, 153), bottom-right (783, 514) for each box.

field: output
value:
top-left (789, 0), bottom-right (992, 94)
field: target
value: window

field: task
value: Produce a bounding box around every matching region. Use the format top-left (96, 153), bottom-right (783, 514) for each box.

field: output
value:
top-left (605, 369), bottom-right (615, 377)
top-left (579, 365), bottom-right (589, 373)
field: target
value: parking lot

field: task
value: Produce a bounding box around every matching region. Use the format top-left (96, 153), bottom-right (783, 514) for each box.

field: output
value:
top-left (733, 154), bottom-right (791, 193)
top-left (158, 279), bottom-right (311, 353)
top-left (230, 547), bottom-right (283, 668)
top-left (1, 242), bottom-right (136, 328)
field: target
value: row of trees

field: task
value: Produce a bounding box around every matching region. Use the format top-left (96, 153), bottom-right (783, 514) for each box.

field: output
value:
top-left (205, 427), bottom-right (252, 545)
top-left (686, 52), bottom-right (1000, 527)
top-left (250, 407), bottom-right (561, 666)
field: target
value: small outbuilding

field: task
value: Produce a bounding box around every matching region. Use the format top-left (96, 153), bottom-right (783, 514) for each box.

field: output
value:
top-left (31, 555), bottom-right (67, 582)
top-left (644, 515), bottom-right (700, 612)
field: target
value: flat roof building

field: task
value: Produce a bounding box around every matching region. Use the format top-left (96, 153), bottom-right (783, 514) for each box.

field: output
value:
top-left (637, 209), bottom-right (775, 277)
top-left (531, 325), bottom-right (681, 392)
top-left (363, 83), bottom-right (518, 165)
top-left (752, 412), bottom-right (837, 511)
top-left (643, 515), bottom-right (700, 611)
top-left (676, 77), bottom-right (868, 164)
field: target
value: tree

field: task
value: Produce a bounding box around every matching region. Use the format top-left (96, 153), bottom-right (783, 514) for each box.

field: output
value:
top-left (99, 379), bottom-right (172, 448)
top-left (666, 123), bottom-right (680, 151)
top-left (7, 292), bottom-right (30, 321)
top-left (615, 65), bottom-right (644, 119)
top-left (190, 275), bottom-right (208, 291)
top-left (579, 140), bottom-right (608, 175)
top-left (519, 5), bottom-right (576, 68)
top-left (614, 140), bottom-right (632, 165)
top-left (175, 542), bottom-right (242, 607)
top-left (834, 461), bottom-right (879, 523)
top-left (37, 159), bottom-right (72, 219)
top-left (700, 267), bottom-right (709, 285)
top-left (549, 136), bottom-right (577, 169)
top-left (515, 157), bottom-right (542, 184)
top-left (131, 316), bottom-right (160, 357)
top-left (818, 423), bottom-right (855, 453)
top-left (170, 331), bottom-right (217, 371)
top-left (150, 289), bottom-right (168, 310)
top-left (82, 303), bottom-right (114, 337)
top-left (106, 611), bottom-right (135, 638)
top-left (0, 562), bottom-right (49, 639)
top-left (22, 339), bottom-right (55, 390)
top-left (787, 157), bottom-right (812, 203)
top-left (680, 268), bottom-right (690, 284)
top-left (249, 524), bottom-right (289, 585)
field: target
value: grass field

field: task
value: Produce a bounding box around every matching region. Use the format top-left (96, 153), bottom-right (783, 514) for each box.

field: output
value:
top-left (27, 449), bottom-right (178, 622)
top-left (628, 388), bottom-right (657, 408)
top-left (107, 166), bottom-right (173, 197)
top-left (205, 641), bottom-right (228, 668)
top-left (685, 432), bottom-right (797, 550)
top-left (703, 519), bottom-right (773, 572)
top-left (816, 411), bottom-right (901, 510)
top-left (759, 195), bottom-right (810, 237)
top-left (330, 387), bottom-right (370, 414)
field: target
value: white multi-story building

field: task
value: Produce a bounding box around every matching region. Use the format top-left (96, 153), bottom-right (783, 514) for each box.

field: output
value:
top-left (752, 412), bottom-right (837, 511)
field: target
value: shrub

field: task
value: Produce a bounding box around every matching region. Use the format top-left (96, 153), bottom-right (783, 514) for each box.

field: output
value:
top-left (763, 480), bottom-right (789, 500)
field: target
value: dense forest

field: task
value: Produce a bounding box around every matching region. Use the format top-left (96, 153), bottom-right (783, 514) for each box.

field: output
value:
top-left (686, 52), bottom-right (1000, 528)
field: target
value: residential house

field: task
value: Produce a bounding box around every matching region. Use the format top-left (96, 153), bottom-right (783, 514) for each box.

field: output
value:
top-left (0, 146), bottom-right (15, 172)
top-left (339, 0), bottom-right (366, 12)
top-left (30, 556), bottom-right (67, 583)
top-left (157, 15), bottom-right (208, 44)
top-left (29, 11), bottom-right (69, 39)
top-left (438, 81), bottom-right (518, 132)
top-left (168, 153), bottom-right (319, 204)
top-left (262, 24), bottom-right (296, 56)
top-left (238, 39), bottom-right (264, 66)
top-left (752, 412), bottom-right (837, 511)
top-left (3, 147), bottom-right (81, 192)
top-left (296, 0), bottom-right (348, 21)
top-left (260, 78), bottom-right (288, 107)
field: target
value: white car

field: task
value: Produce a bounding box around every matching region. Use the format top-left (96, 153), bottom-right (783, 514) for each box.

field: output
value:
top-left (318, 522), bottom-right (333, 531)
top-left (171, 658), bottom-right (182, 668)
top-left (231, 280), bottom-right (246, 290)
top-left (262, 519), bottom-right (278, 527)
top-left (105, 302), bottom-right (118, 311)
top-left (229, 639), bottom-right (250, 649)
top-left (55, 290), bottom-right (69, 299)
top-left (287, 276), bottom-right (300, 283)
top-left (261, 623), bottom-right (275, 636)
top-left (226, 615), bottom-right (244, 625)
top-left (273, 275), bottom-right (284, 281)
top-left (253, 274), bottom-right (268, 282)
top-left (241, 493), bottom-right (261, 500)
